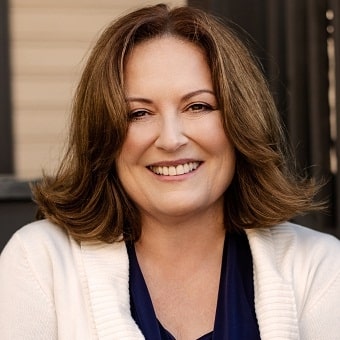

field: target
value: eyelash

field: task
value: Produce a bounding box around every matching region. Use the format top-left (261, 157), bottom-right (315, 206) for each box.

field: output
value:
top-left (186, 102), bottom-right (215, 113)
top-left (128, 110), bottom-right (151, 121)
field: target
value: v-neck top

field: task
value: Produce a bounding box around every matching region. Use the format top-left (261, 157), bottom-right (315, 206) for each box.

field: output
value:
top-left (127, 231), bottom-right (260, 340)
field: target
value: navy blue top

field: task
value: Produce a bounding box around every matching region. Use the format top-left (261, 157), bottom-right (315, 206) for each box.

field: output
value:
top-left (127, 231), bottom-right (260, 340)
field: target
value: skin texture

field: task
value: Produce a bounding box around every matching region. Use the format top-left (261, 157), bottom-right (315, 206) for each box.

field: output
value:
top-left (116, 36), bottom-right (236, 339)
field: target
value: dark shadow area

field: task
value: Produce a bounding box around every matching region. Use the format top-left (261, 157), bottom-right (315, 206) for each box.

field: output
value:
top-left (0, 178), bottom-right (37, 251)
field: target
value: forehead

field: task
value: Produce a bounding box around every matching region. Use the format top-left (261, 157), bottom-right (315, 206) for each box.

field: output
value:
top-left (125, 35), bottom-right (209, 70)
top-left (123, 36), bottom-right (212, 91)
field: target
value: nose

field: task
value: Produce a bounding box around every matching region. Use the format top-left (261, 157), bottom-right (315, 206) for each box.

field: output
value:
top-left (154, 113), bottom-right (188, 151)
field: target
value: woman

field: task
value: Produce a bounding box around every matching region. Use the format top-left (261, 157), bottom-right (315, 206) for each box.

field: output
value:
top-left (1, 4), bottom-right (340, 339)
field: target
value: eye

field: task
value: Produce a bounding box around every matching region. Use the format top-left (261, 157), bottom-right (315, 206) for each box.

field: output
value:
top-left (186, 102), bottom-right (215, 113)
top-left (128, 109), bottom-right (150, 121)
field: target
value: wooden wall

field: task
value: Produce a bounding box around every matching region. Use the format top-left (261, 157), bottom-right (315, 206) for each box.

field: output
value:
top-left (10, 0), bottom-right (186, 179)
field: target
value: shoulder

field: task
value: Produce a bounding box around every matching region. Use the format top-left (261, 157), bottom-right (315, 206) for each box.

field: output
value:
top-left (246, 223), bottom-right (340, 319)
top-left (12, 219), bottom-right (69, 242)
top-left (1, 220), bottom-right (74, 264)
top-left (246, 222), bottom-right (340, 262)
top-left (1, 219), bottom-right (129, 298)
top-left (10, 219), bottom-right (70, 243)
top-left (0, 220), bottom-right (77, 289)
top-left (246, 222), bottom-right (340, 279)
top-left (1, 219), bottom-right (127, 268)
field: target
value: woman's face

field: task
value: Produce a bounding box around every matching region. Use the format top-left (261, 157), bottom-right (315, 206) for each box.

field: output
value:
top-left (117, 36), bottom-right (235, 222)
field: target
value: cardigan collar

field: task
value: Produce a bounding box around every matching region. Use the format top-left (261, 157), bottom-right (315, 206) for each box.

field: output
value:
top-left (79, 240), bottom-right (144, 339)
top-left (246, 226), bottom-right (300, 340)
top-left (78, 226), bottom-right (299, 340)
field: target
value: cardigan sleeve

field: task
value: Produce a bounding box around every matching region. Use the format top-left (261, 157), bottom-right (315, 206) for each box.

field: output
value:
top-left (299, 272), bottom-right (340, 339)
top-left (297, 232), bottom-right (340, 340)
top-left (247, 223), bottom-right (340, 340)
top-left (0, 233), bottom-right (58, 339)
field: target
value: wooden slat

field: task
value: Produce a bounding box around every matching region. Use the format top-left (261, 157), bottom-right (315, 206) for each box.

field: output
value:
top-left (12, 76), bottom-right (75, 110)
top-left (12, 45), bottom-right (86, 77)
top-left (14, 109), bottom-right (69, 142)
top-left (15, 142), bottom-right (66, 178)
top-left (11, 9), bottom-right (118, 42)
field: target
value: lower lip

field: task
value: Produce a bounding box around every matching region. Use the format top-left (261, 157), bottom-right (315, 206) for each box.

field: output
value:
top-left (148, 164), bottom-right (201, 181)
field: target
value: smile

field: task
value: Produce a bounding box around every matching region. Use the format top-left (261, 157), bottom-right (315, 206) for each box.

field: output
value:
top-left (148, 161), bottom-right (201, 176)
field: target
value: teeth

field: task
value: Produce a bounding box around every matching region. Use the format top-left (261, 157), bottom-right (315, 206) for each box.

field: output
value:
top-left (149, 162), bottom-right (200, 176)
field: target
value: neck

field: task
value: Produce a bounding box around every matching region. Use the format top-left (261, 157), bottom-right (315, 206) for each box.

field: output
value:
top-left (135, 208), bottom-right (226, 264)
top-left (134, 208), bottom-right (226, 340)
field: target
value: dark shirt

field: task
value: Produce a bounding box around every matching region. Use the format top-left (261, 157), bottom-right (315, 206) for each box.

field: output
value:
top-left (127, 231), bottom-right (260, 340)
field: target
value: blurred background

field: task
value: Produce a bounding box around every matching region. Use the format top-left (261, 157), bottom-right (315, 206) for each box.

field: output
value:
top-left (0, 0), bottom-right (339, 249)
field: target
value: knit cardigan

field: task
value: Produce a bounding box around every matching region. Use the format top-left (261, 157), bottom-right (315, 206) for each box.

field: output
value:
top-left (1, 220), bottom-right (340, 339)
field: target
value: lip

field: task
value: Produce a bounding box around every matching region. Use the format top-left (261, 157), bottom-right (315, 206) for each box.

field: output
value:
top-left (147, 159), bottom-right (203, 177)
top-left (147, 158), bottom-right (202, 167)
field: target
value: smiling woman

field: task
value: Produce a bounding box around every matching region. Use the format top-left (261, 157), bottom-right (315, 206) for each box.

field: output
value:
top-left (1, 4), bottom-right (340, 340)
top-left (117, 37), bottom-right (235, 226)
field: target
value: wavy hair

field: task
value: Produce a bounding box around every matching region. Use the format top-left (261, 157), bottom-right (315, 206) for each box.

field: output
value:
top-left (33, 4), bottom-right (320, 242)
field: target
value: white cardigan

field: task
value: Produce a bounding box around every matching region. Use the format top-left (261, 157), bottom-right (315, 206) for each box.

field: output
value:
top-left (1, 220), bottom-right (340, 339)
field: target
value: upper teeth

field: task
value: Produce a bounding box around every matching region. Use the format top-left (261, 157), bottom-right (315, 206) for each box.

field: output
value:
top-left (149, 162), bottom-right (200, 176)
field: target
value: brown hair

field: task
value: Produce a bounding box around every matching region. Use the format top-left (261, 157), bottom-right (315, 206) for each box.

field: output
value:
top-left (33, 4), bottom-right (320, 242)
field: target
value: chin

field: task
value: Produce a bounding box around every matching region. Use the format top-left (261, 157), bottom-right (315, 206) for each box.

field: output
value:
top-left (154, 203), bottom-right (211, 219)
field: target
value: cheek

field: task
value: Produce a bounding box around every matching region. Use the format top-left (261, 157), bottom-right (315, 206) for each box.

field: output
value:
top-left (216, 134), bottom-right (235, 160)
top-left (117, 126), bottom-right (151, 166)
top-left (123, 122), bottom-right (159, 152)
top-left (200, 117), bottom-right (236, 176)
top-left (193, 115), bottom-right (234, 154)
top-left (116, 124), bottom-right (158, 184)
top-left (115, 148), bottom-right (140, 199)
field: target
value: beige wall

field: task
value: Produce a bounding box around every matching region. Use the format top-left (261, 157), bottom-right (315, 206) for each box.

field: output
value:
top-left (10, 0), bottom-right (186, 179)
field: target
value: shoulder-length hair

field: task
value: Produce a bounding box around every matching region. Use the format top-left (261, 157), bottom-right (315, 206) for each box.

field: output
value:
top-left (33, 4), bottom-right (320, 242)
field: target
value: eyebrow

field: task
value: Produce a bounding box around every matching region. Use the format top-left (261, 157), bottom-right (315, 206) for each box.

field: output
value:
top-left (181, 89), bottom-right (215, 101)
top-left (126, 89), bottom-right (216, 104)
